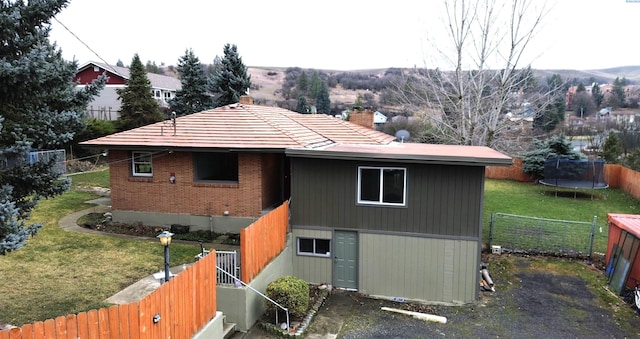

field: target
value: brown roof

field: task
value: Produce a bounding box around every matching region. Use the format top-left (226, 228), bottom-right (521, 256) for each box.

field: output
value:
top-left (286, 142), bottom-right (513, 166)
top-left (80, 103), bottom-right (396, 151)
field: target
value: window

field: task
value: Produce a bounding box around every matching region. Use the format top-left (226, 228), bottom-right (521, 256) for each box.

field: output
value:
top-left (132, 152), bottom-right (153, 177)
top-left (297, 238), bottom-right (331, 257)
top-left (193, 152), bottom-right (238, 182)
top-left (357, 166), bottom-right (406, 206)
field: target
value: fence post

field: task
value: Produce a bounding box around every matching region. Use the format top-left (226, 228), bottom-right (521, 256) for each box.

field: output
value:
top-left (488, 213), bottom-right (495, 248)
top-left (587, 215), bottom-right (597, 265)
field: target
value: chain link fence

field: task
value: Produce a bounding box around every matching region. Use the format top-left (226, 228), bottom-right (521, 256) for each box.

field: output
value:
top-left (488, 213), bottom-right (599, 260)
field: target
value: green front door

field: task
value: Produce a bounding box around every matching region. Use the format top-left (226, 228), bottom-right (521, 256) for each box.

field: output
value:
top-left (334, 231), bottom-right (358, 290)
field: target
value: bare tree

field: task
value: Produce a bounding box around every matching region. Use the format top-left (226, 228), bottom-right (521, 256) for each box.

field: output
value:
top-left (389, 0), bottom-right (552, 152)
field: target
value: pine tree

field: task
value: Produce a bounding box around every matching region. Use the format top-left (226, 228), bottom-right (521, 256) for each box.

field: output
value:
top-left (591, 83), bottom-right (604, 108)
top-left (610, 77), bottom-right (627, 109)
top-left (308, 71), bottom-right (322, 98)
top-left (0, 0), bottom-right (104, 254)
top-left (210, 44), bottom-right (251, 107)
top-left (170, 49), bottom-right (214, 116)
top-left (602, 131), bottom-right (623, 164)
top-left (315, 81), bottom-right (331, 114)
top-left (296, 95), bottom-right (309, 114)
top-left (116, 54), bottom-right (164, 131)
top-left (297, 71), bottom-right (308, 93)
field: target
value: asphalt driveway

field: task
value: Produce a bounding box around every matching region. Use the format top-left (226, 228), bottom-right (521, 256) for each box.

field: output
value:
top-left (241, 256), bottom-right (640, 338)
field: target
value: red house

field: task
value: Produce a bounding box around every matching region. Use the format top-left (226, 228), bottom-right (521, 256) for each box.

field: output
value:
top-left (74, 61), bottom-right (181, 120)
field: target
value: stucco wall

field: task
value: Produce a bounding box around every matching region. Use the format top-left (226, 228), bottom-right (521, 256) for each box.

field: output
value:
top-left (216, 236), bottom-right (294, 332)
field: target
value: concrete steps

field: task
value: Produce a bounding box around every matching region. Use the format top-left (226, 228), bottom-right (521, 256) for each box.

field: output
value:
top-left (222, 317), bottom-right (237, 339)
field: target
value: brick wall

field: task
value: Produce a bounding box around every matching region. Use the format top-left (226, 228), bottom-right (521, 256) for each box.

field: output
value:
top-left (109, 150), bottom-right (264, 218)
top-left (349, 109), bottom-right (374, 129)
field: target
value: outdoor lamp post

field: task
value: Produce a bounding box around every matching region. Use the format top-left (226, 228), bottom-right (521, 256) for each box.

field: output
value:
top-left (157, 231), bottom-right (174, 283)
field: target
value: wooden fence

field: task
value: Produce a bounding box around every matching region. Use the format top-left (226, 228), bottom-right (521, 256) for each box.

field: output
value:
top-left (1, 248), bottom-right (218, 339)
top-left (240, 201), bottom-right (289, 283)
top-left (486, 160), bottom-right (640, 201)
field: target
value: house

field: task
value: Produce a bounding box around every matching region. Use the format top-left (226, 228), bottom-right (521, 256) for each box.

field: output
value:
top-left (74, 61), bottom-right (181, 120)
top-left (80, 96), bottom-right (511, 305)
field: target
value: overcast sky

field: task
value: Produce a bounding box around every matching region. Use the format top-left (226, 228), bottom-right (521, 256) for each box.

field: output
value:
top-left (49, 0), bottom-right (640, 71)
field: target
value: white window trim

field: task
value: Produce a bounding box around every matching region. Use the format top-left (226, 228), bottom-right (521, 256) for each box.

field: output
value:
top-left (132, 151), bottom-right (153, 177)
top-left (357, 166), bottom-right (407, 206)
top-left (296, 237), bottom-right (331, 258)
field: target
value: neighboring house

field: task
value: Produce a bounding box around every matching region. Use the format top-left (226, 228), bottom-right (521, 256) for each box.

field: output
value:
top-left (74, 61), bottom-right (181, 120)
top-left (80, 96), bottom-right (511, 304)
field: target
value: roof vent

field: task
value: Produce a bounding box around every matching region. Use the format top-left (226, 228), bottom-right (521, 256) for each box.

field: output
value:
top-left (228, 103), bottom-right (239, 109)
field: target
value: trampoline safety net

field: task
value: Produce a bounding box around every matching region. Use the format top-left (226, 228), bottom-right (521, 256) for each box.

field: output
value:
top-left (539, 157), bottom-right (608, 189)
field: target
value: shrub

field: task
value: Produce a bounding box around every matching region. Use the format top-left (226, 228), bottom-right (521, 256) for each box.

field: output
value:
top-left (265, 276), bottom-right (309, 319)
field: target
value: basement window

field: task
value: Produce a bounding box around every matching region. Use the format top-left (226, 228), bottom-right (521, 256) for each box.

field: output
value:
top-left (193, 152), bottom-right (239, 183)
top-left (297, 238), bottom-right (331, 257)
top-left (357, 166), bottom-right (406, 206)
top-left (131, 151), bottom-right (153, 177)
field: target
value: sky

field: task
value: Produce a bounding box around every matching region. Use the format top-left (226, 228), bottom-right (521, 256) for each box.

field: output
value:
top-left (48, 0), bottom-right (640, 71)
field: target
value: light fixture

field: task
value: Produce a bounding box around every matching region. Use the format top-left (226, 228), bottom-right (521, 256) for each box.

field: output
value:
top-left (157, 231), bottom-right (174, 282)
top-left (169, 173), bottom-right (176, 184)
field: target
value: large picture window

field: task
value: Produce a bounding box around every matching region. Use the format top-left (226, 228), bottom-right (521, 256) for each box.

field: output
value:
top-left (193, 152), bottom-right (238, 182)
top-left (132, 151), bottom-right (153, 177)
top-left (357, 166), bottom-right (406, 206)
top-left (297, 238), bottom-right (331, 257)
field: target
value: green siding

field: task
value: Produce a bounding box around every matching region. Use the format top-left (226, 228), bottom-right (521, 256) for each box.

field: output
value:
top-left (292, 229), bottom-right (333, 284)
top-left (290, 158), bottom-right (484, 238)
top-left (359, 233), bottom-right (478, 303)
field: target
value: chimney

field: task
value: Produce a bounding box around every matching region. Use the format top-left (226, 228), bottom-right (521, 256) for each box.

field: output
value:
top-left (239, 95), bottom-right (253, 105)
top-left (349, 108), bottom-right (375, 129)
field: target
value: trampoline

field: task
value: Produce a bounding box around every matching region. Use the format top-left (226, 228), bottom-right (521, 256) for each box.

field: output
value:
top-left (539, 157), bottom-right (608, 192)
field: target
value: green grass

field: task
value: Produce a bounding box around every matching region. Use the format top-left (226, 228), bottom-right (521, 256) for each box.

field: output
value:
top-left (483, 179), bottom-right (640, 253)
top-left (67, 167), bottom-right (110, 189)
top-left (0, 171), bottom-right (202, 326)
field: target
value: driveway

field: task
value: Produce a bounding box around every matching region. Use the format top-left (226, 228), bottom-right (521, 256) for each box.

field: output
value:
top-left (240, 256), bottom-right (639, 338)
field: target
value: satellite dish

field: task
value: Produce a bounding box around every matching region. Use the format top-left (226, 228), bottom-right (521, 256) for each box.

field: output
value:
top-left (395, 129), bottom-right (410, 143)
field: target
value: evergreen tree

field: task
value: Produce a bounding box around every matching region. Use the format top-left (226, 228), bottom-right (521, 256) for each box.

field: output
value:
top-left (297, 71), bottom-right (308, 93)
top-left (170, 49), bottom-right (214, 116)
top-left (315, 81), bottom-right (331, 114)
top-left (591, 83), bottom-right (604, 108)
top-left (601, 131), bottom-right (623, 164)
top-left (522, 135), bottom-right (584, 178)
top-left (308, 71), bottom-right (322, 98)
top-left (0, 0), bottom-right (104, 254)
top-left (116, 54), bottom-right (164, 131)
top-left (533, 74), bottom-right (565, 133)
top-left (116, 59), bottom-right (124, 67)
top-left (210, 44), bottom-right (251, 107)
top-left (295, 95), bottom-right (309, 114)
top-left (145, 60), bottom-right (162, 74)
top-left (576, 82), bottom-right (586, 92)
top-left (609, 77), bottom-right (627, 109)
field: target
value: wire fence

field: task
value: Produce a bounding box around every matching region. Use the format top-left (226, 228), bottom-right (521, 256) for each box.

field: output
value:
top-left (488, 213), bottom-right (599, 260)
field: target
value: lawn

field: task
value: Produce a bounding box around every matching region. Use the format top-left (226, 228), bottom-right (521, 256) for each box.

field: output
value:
top-left (0, 169), bottom-right (202, 327)
top-left (2, 171), bottom-right (640, 327)
top-left (483, 179), bottom-right (640, 254)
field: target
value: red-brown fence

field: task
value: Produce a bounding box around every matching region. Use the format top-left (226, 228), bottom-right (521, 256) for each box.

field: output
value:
top-left (240, 201), bottom-right (289, 283)
top-left (1, 248), bottom-right (218, 339)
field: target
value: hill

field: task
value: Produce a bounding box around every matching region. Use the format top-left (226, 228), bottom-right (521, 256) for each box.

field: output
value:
top-left (247, 65), bottom-right (640, 115)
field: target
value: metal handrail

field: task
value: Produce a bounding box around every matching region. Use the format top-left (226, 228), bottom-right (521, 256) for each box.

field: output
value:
top-left (216, 265), bottom-right (290, 331)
